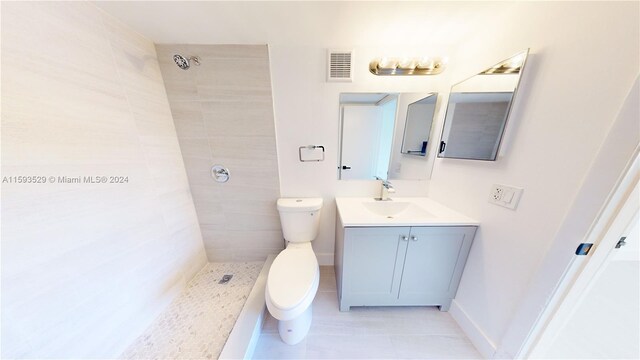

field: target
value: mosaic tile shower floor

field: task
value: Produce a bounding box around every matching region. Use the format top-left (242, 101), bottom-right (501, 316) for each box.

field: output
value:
top-left (121, 262), bottom-right (263, 360)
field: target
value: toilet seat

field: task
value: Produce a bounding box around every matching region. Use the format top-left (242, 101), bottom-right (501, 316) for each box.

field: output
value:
top-left (266, 242), bottom-right (319, 321)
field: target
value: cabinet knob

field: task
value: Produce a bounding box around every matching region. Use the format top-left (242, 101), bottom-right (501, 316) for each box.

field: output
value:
top-left (411, 236), bottom-right (418, 241)
top-left (401, 236), bottom-right (409, 241)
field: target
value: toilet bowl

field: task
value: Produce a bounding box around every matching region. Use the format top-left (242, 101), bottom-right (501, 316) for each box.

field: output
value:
top-left (266, 198), bottom-right (323, 345)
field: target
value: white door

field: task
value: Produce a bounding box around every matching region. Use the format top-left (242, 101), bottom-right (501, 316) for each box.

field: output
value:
top-left (543, 212), bottom-right (639, 359)
top-left (340, 105), bottom-right (383, 180)
top-left (531, 176), bottom-right (640, 359)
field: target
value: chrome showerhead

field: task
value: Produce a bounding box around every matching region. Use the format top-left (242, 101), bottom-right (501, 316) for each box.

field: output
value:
top-left (173, 54), bottom-right (200, 70)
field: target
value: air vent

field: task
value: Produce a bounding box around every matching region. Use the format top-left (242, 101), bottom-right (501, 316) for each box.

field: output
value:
top-left (327, 49), bottom-right (353, 82)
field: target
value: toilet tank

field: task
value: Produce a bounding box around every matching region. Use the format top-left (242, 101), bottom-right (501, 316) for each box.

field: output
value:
top-left (277, 198), bottom-right (323, 243)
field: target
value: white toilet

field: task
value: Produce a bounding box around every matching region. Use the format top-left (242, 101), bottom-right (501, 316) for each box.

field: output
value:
top-left (266, 198), bottom-right (323, 345)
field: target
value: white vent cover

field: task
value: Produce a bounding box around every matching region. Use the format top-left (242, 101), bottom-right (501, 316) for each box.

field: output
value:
top-left (327, 49), bottom-right (353, 82)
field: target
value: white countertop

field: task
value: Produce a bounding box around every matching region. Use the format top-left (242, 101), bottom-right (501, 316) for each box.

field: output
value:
top-left (335, 197), bottom-right (479, 227)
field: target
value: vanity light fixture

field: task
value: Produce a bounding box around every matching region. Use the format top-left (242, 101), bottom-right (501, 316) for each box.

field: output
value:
top-left (369, 56), bottom-right (446, 76)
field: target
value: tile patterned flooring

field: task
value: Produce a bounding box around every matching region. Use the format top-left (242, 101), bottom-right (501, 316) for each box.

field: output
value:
top-left (253, 266), bottom-right (481, 359)
top-left (121, 262), bottom-right (263, 360)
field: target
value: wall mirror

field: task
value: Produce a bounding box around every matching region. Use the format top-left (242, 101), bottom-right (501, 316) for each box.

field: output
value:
top-left (338, 92), bottom-right (439, 180)
top-left (438, 49), bottom-right (529, 161)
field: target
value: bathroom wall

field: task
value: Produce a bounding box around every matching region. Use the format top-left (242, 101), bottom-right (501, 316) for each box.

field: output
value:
top-left (498, 77), bottom-right (639, 358)
top-left (93, 0), bottom-right (502, 265)
top-left (1, 2), bottom-right (206, 358)
top-left (267, 1), bottom-right (638, 354)
top-left (156, 45), bottom-right (282, 262)
top-left (270, 46), bottom-right (453, 264)
top-left (43, 1), bottom-right (639, 356)
top-left (425, 2), bottom-right (639, 357)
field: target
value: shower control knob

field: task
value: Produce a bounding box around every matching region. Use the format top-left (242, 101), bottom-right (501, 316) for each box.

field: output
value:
top-left (411, 236), bottom-right (418, 241)
top-left (401, 236), bottom-right (409, 241)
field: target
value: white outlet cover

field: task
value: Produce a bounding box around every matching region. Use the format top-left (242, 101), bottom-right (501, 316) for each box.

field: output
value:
top-left (489, 184), bottom-right (523, 210)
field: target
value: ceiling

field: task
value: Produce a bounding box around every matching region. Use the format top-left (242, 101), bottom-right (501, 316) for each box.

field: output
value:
top-left (94, 1), bottom-right (512, 48)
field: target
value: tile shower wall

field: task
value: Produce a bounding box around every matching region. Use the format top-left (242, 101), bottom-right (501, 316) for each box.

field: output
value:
top-left (156, 45), bottom-right (282, 262)
top-left (1, 2), bottom-right (207, 358)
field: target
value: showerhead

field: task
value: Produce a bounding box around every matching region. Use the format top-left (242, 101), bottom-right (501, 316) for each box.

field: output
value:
top-left (173, 54), bottom-right (200, 70)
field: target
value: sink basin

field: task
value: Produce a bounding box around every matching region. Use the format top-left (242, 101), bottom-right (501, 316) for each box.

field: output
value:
top-left (363, 201), bottom-right (434, 218)
top-left (363, 201), bottom-right (410, 216)
top-left (336, 197), bottom-right (479, 227)
top-left (336, 197), bottom-right (478, 226)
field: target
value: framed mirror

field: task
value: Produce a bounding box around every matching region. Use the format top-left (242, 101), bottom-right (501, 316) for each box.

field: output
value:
top-left (401, 94), bottom-right (438, 156)
top-left (438, 49), bottom-right (529, 161)
top-left (338, 92), bottom-right (439, 180)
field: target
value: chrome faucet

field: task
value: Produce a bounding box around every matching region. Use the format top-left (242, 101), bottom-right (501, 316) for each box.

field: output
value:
top-left (374, 176), bottom-right (395, 201)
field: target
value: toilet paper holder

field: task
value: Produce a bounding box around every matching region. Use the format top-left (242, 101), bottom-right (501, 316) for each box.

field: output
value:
top-left (299, 145), bottom-right (325, 162)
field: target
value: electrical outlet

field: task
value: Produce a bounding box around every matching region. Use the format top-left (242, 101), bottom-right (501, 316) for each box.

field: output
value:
top-left (490, 186), bottom-right (504, 201)
top-left (489, 184), bottom-right (523, 210)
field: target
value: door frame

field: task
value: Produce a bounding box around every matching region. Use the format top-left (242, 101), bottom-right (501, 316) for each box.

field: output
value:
top-left (520, 148), bottom-right (639, 358)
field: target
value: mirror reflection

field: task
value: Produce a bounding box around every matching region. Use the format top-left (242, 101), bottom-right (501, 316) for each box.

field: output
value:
top-left (439, 49), bottom-right (529, 161)
top-left (401, 94), bottom-right (438, 156)
top-left (338, 92), bottom-right (438, 180)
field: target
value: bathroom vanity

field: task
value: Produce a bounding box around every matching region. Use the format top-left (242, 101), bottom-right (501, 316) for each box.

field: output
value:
top-left (334, 197), bottom-right (479, 312)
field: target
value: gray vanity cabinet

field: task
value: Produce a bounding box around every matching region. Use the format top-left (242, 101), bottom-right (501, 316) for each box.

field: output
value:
top-left (335, 224), bottom-right (476, 312)
top-left (340, 227), bottom-right (410, 306)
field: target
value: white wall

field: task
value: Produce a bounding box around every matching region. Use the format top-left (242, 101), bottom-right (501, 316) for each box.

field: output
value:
top-left (269, 46), bottom-right (453, 264)
top-left (498, 77), bottom-right (640, 358)
top-left (426, 2), bottom-right (639, 356)
top-left (1, 2), bottom-right (207, 358)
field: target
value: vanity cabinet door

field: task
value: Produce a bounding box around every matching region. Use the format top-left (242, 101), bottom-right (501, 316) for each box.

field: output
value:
top-left (398, 226), bottom-right (476, 309)
top-left (341, 227), bottom-right (410, 309)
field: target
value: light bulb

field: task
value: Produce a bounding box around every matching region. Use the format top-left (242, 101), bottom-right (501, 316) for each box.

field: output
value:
top-left (416, 57), bottom-right (434, 70)
top-left (377, 57), bottom-right (398, 70)
top-left (398, 58), bottom-right (416, 70)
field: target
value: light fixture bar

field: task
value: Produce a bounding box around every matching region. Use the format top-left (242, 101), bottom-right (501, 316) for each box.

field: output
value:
top-left (369, 57), bottom-right (446, 76)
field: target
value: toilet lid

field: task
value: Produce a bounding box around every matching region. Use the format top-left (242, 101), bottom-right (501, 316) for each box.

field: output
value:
top-left (267, 244), bottom-right (318, 311)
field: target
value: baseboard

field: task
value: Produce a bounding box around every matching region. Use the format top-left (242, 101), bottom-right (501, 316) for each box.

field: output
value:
top-left (449, 299), bottom-right (497, 359)
top-left (219, 255), bottom-right (275, 360)
top-left (316, 252), bottom-right (334, 266)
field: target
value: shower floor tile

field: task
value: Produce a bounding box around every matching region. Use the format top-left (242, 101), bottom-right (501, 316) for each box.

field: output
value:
top-left (121, 261), bottom-right (263, 360)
